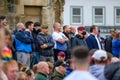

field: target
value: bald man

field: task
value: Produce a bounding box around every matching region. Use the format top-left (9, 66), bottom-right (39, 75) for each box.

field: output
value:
top-left (69, 27), bottom-right (76, 43)
top-left (14, 22), bottom-right (33, 66)
top-left (13, 22), bottom-right (25, 35)
top-left (52, 22), bottom-right (68, 61)
top-left (16, 23), bottom-right (25, 32)
top-left (16, 23), bottom-right (25, 31)
top-left (35, 62), bottom-right (49, 80)
top-left (12, 22), bottom-right (25, 60)
top-left (70, 27), bottom-right (76, 35)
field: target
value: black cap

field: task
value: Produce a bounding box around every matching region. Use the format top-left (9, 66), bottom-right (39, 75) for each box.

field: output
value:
top-left (34, 22), bottom-right (41, 27)
top-left (55, 60), bottom-right (67, 67)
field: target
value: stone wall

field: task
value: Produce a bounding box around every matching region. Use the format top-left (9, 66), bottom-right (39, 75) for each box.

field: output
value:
top-left (23, 0), bottom-right (48, 6)
top-left (0, 0), bottom-right (65, 32)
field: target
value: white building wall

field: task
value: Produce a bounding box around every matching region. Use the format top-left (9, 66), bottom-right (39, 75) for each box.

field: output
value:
top-left (63, 0), bottom-right (120, 26)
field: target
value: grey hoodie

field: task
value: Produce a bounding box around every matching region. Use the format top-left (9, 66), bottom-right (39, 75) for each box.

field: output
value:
top-left (89, 64), bottom-right (105, 78)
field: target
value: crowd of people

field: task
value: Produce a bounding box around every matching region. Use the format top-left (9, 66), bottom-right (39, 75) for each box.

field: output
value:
top-left (0, 15), bottom-right (120, 80)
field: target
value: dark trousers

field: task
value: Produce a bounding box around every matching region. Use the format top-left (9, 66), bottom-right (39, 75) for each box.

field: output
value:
top-left (67, 49), bottom-right (71, 59)
top-left (30, 52), bottom-right (40, 69)
top-left (53, 49), bottom-right (67, 61)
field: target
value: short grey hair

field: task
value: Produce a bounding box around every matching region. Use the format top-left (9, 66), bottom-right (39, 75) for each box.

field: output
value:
top-left (16, 22), bottom-right (23, 28)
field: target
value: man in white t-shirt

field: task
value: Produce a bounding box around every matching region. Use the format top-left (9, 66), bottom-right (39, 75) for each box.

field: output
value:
top-left (52, 22), bottom-right (68, 61)
top-left (64, 46), bottom-right (98, 80)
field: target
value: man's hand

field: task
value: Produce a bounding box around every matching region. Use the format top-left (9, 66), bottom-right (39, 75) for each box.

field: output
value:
top-left (40, 44), bottom-right (48, 49)
top-left (57, 38), bottom-right (66, 44)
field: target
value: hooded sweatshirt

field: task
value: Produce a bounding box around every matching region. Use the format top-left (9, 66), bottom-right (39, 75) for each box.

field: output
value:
top-left (89, 64), bottom-right (104, 78)
top-left (104, 62), bottom-right (120, 80)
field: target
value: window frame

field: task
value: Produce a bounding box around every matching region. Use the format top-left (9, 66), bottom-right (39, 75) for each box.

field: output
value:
top-left (70, 6), bottom-right (83, 25)
top-left (92, 6), bottom-right (106, 25)
top-left (114, 7), bottom-right (120, 25)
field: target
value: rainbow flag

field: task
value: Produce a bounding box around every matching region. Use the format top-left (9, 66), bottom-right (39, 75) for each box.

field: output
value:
top-left (2, 47), bottom-right (12, 61)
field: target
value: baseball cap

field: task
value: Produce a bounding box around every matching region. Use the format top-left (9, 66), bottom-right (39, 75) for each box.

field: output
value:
top-left (92, 50), bottom-right (108, 61)
top-left (34, 22), bottom-right (41, 27)
top-left (58, 51), bottom-right (66, 57)
top-left (77, 26), bottom-right (86, 31)
top-left (54, 60), bottom-right (67, 67)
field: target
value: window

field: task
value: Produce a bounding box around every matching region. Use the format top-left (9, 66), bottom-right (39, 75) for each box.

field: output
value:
top-left (6, 0), bottom-right (16, 13)
top-left (115, 7), bottom-right (120, 25)
top-left (93, 7), bottom-right (105, 25)
top-left (70, 6), bottom-right (83, 25)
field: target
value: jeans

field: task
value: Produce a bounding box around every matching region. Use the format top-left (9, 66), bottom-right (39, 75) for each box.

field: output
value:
top-left (33, 52), bottom-right (40, 63)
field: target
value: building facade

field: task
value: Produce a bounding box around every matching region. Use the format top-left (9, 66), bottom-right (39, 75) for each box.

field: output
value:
top-left (63, 0), bottom-right (120, 36)
top-left (0, 0), bottom-right (65, 33)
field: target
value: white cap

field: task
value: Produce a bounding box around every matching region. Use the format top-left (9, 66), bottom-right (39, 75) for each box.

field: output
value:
top-left (92, 50), bottom-right (107, 61)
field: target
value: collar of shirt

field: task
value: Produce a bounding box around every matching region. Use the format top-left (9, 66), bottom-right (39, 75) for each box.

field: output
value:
top-left (25, 29), bottom-right (31, 33)
top-left (38, 72), bottom-right (48, 78)
top-left (91, 33), bottom-right (97, 37)
top-left (95, 35), bottom-right (102, 49)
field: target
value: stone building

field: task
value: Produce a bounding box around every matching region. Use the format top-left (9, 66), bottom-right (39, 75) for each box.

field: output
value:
top-left (0, 0), bottom-right (65, 33)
